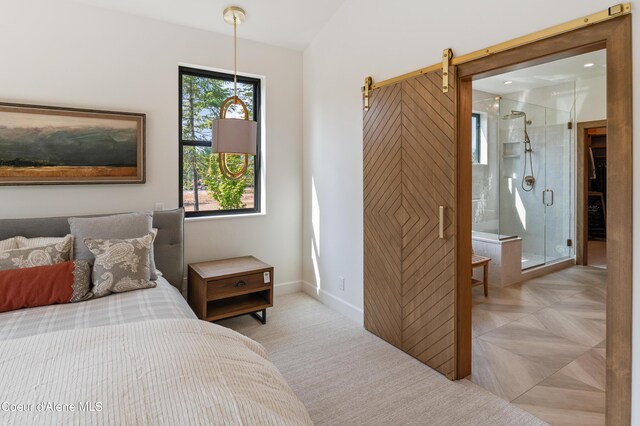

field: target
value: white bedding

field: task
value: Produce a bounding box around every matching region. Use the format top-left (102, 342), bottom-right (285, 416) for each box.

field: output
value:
top-left (0, 318), bottom-right (313, 425)
top-left (0, 277), bottom-right (194, 340)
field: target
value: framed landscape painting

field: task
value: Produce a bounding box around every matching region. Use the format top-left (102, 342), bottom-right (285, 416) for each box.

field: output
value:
top-left (0, 102), bottom-right (145, 185)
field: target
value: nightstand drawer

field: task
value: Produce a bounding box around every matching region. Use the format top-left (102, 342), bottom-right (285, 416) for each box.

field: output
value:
top-left (207, 271), bottom-right (271, 299)
top-left (188, 256), bottom-right (273, 324)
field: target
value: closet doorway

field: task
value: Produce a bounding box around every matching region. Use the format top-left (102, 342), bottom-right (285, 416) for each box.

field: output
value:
top-left (577, 120), bottom-right (608, 269)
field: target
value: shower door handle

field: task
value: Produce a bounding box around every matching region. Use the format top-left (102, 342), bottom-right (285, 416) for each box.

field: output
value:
top-left (543, 189), bottom-right (554, 206)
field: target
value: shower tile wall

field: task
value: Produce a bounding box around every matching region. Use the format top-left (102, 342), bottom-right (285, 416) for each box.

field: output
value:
top-left (499, 99), bottom-right (547, 263)
top-left (472, 90), bottom-right (500, 233)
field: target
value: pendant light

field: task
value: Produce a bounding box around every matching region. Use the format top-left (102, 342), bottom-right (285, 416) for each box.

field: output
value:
top-left (211, 6), bottom-right (257, 181)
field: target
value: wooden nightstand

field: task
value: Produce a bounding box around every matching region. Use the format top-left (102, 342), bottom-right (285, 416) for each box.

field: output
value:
top-left (187, 256), bottom-right (273, 324)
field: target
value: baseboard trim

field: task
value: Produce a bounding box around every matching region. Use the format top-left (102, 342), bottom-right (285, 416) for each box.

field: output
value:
top-left (519, 257), bottom-right (575, 282)
top-left (302, 281), bottom-right (363, 325)
top-left (274, 280), bottom-right (303, 296)
top-left (180, 277), bottom-right (362, 323)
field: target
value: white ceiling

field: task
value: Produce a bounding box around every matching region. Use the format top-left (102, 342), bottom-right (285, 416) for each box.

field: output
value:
top-left (473, 50), bottom-right (606, 95)
top-left (70, 0), bottom-right (346, 50)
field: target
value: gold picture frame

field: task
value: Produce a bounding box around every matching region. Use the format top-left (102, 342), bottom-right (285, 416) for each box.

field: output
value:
top-left (0, 102), bottom-right (145, 185)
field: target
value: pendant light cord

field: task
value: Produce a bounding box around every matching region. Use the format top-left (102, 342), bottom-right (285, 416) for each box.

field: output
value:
top-left (233, 15), bottom-right (237, 103)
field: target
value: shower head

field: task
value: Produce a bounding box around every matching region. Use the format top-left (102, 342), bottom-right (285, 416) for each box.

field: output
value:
top-left (503, 110), bottom-right (532, 125)
top-left (503, 110), bottom-right (526, 120)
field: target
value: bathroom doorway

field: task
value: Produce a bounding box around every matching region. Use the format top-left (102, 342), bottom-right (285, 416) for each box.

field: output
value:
top-left (468, 51), bottom-right (608, 425)
top-left (455, 13), bottom-right (632, 425)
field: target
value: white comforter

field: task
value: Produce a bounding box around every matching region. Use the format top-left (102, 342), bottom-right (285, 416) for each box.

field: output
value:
top-left (0, 318), bottom-right (313, 425)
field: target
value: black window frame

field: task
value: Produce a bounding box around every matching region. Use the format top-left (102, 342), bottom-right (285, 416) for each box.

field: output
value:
top-left (471, 112), bottom-right (481, 164)
top-left (178, 66), bottom-right (262, 218)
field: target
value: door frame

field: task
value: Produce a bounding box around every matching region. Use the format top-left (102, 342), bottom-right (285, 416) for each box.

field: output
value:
top-left (577, 120), bottom-right (608, 265)
top-left (455, 15), bottom-right (632, 425)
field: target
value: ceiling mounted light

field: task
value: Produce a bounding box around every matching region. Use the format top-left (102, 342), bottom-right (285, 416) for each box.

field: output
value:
top-left (504, 80), bottom-right (513, 85)
top-left (584, 62), bottom-right (595, 68)
top-left (211, 6), bottom-right (257, 181)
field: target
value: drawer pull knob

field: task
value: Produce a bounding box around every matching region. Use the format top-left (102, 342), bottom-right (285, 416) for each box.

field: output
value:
top-left (235, 280), bottom-right (247, 287)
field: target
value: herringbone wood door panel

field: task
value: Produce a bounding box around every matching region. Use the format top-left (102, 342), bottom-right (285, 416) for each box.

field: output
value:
top-left (363, 83), bottom-right (403, 348)
top-left (400, 71), bottom-right (456, 378)
top-left (363, 68), bottom-right (457, 378)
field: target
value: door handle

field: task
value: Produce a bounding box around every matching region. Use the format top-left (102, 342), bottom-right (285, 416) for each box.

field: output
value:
top-left (543, 189), bottom-right (554, 206)
top-left (439, 206), bottom-right (445, 239)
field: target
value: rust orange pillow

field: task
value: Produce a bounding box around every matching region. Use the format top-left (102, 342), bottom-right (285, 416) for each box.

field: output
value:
top-left (0, 260), bottom-right (92, 313)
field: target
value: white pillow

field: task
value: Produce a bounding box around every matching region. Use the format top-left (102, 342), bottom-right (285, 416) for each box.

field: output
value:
top-left (15, 236), bottom-right (67, 248)
top-left (0, 237), bottom-right (17, 252)
top-left (15, 235), bottom-right (74, 259)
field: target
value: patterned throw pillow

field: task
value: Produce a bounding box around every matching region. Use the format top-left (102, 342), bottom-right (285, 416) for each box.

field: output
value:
top-left (0, 235), bottom-right (73, 271)
top-left (84, 233), bottom-right (156, 298)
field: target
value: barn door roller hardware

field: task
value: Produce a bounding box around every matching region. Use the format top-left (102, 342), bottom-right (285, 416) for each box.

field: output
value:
top-left (363, 76), bottom-right (373, 111)
top-left (361, 3), bottom-right (630, 110)
top-left (442, 48), bottom-right (453, 93)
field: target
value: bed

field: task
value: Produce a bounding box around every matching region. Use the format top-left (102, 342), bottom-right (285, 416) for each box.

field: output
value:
top-left (0, 209), bottom-right (312, 425)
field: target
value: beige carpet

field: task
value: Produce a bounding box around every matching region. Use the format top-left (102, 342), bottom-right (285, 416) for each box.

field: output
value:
top-left (219, 293), bottom-right (546, 425)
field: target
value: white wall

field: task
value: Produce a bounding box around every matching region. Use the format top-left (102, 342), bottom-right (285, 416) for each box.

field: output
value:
top-left (301, 0), bottom-right (640, 420)
top-left (0, 0), bottom-right (303, 287)
top-left (576, 75), bottom-right (608, 123)
top-left (471, 90), bottom-right (500, 234)
top-left (471, 90), bottom-right (500, 233)
top-left (501, 75), bottom-right (607, 123)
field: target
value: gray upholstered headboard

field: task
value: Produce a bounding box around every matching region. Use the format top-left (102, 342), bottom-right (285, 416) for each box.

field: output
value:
top-left (0, 209), bottom-right (185, 291)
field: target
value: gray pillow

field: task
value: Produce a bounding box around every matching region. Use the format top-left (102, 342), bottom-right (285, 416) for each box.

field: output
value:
top-left (68, 212), bottom-right (159, 280)
top-left (84, 233), bottom-right (156, 298)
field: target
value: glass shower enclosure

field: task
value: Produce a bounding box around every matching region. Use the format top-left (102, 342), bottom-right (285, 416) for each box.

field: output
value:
top-left (472, 95), bottom-right (574, 270)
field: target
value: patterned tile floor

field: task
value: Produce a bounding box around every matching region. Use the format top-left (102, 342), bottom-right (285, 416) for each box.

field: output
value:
top-left (588, 241), bottom-right (607, 269)
top-left (471, 266), bottom-right (607, 426)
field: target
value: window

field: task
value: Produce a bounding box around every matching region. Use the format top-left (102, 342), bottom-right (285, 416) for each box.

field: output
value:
top-left (471, 113), bottom-right (481, 164)
top-left (179, 66), bottom-right (261, 217)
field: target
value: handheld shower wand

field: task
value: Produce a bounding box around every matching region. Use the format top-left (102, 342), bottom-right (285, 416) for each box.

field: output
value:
top-left (503, 110), bottom-right (535, 191)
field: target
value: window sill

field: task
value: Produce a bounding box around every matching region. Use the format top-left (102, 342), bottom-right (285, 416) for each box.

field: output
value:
top-left (185, 212), bottom-right (266, 223)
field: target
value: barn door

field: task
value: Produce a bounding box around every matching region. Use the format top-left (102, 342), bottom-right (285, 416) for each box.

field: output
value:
top-left (364, 68), bottom-right (458, 378)
top-left (363, 83), bottom-right (403, 348)
top-left (400, 70), bottom-right (457, 378)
